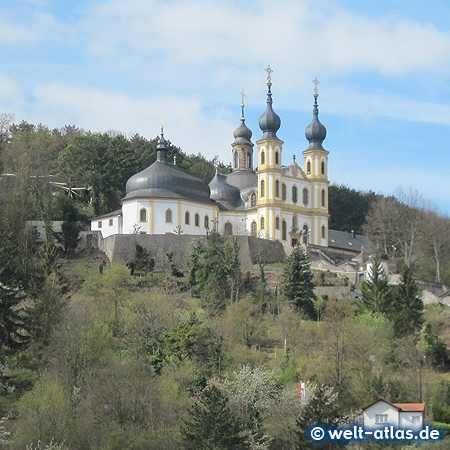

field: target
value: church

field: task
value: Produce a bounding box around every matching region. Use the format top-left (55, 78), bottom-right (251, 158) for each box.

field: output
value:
top-left (91, 69), bottom-right (330, 252)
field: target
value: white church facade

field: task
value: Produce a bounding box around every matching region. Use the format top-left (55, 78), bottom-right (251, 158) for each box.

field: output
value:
top-left (91, 71), bottom-right (330, 252)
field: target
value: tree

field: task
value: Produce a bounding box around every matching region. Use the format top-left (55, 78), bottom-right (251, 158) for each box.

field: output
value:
top-left (128, 244), bottom-right (154, 275)
top-left (295, 383), bottom-right (343, 450)
top-left (56, 198), bottom-right (81, 255)
top-left (282, 246), bottom-right (315, 319)
top-left (360, 255), bottom-right (391, 315)
top-left (224, 238), bottom-right (241, 302)
top-left (182, 383), bottom-right (248, 450)
top-left (421, 323), bottom-right (450, 370)
top-left (391, 265), bottom-right (423, 338)
top-left (0, 283), bottom-right (30, 356)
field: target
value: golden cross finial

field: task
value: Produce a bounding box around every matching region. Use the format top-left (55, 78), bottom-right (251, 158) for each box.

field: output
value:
top-left (160, 124), bottom-right (164, 138)
top-left (313, 77), bottom-right (320, 97)
top-left (265, 65), bottom-right (273, 86)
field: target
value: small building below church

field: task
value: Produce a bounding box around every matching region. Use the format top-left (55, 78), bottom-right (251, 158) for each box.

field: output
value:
top-left (91, 71), bottom-right (330, 252)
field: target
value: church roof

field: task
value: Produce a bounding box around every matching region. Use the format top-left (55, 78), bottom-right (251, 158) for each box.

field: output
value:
top-left (226, 170), bottom-right (257, 191)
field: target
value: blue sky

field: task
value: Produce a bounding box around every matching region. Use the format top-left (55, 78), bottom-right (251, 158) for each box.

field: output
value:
top-left (1, 0), bottom-right (450, 212)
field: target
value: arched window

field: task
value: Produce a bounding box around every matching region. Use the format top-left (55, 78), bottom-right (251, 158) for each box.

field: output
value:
top-left (185, 211), bottom-right (190, 225)
top-left (321, 225), bottom-right (326, 239)
top-left (250, 192), bottom-right (256, 207)
top-left (247, 153), bottom-right (251, 169)
top-left (275, 216), bottom-right (280, 230)
top-left (303, 224), bottom-right (309, 244)
top-left (234, 152), bottom-right (238, 169)
top-left (321, 189), bottom-right (326, 207)
top-left (195, 213), bottom-right (200, 227)
top-left (292, 185), bottom-right (298, 203)
top-left (292, 215), bottom-right (298, 230)
top-left (224, 222), bottom-right (233, 236)
top-left (251, 221), bottom-right (257, 237)
top-left (204, 215), bottom-right (209, 229)
top-left (282, 183), bottom-right (287, 201)
top-left (306, 160), bottom-right (311, 175)
top-left (282, 220), bottom-right (287, 241)
top-left (303, 188), bottom-right (309, 206)
top-left (261, 151), bottom-right (265, 165)
top-left (165, 209), bottom-right (172, 223)
top-left (321, 160), bottom-right (325, 175)
top-left (260, 179), bottom-right (265, 197)
top-left (275, 151), bottom-right (279, 165)
top-left (260, 216), bottom-right (265, 230)
top-left (275, 180), bottom-right (280, 197)
top-left (140, 208), bottom-right (147, 222)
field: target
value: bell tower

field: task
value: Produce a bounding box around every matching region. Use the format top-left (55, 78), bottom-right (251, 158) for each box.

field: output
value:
top-left (256, 65), bottom-right (283, 239)
top-left (231, 90), bottom-right (253, 171)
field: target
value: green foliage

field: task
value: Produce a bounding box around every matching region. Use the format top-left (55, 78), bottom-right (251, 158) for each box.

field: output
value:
top-left (360, 255), bottom-right (392, 315)
top-left (182, 383), bottom-right (248, 450)
top-left (421, 323), bottom-right (450, 370)
top-left (128, 244), bottom-right (155, 275)
top-left (431, 381), bottom-right (450, 423)
top-left (295, 383), bottom-right (343, 450)
top-left (390, 265), bottom-right (424, 338)
top-left (328, 184), bottom-right (377, 233)
top-left (282, 246), bottom-right (315, 319)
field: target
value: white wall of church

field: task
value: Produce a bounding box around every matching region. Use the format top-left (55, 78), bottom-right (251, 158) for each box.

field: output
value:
top-left (91, 214), bottom-right (122, 238)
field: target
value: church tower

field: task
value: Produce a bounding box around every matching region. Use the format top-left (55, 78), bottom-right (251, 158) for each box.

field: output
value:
top-left (231, 91), bottom-right (254, 171)
top-left (303, 78), bottom-right (329, 246)
top-left (256, 66), bottom-right (283, 239)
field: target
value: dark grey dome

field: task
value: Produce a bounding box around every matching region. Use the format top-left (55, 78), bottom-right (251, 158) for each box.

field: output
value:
top-left (125, 160), bottom-right (211, 203)
top-left (233, 120), bottom-right (252, 146)
top-left (305, 98), bottom-right (327, 149)
top-left (259, 88), bottom-right (281, 139)
top-left (226, 170), bottom-right (257, 191)
top-left (209, 171), bottom-right (241, 207)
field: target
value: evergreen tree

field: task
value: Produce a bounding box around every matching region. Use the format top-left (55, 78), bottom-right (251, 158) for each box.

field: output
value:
top-left (422, 323), bottom-right (450, 370)
top-left (360, 255), bottom-right (391, 314)
top-left (224, 238), bottom-right (241, 302)
top-left (282, 246), bottom-right (315, 319)
top-left (295, 384), bottom-right (342, 450)
top-left (0, 283), bottom-right (30, 356)
top-left (391, 265), bottom-right (423, 338)
top-left (182, 384), bottom-right (247, 450)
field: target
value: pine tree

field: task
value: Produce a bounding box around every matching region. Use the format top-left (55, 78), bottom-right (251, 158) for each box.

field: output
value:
top-left (295, 384), bottom-right (342, 450)
top-left (391, 265), bottom-right (423, 338)
top-left (182, 384), bottom-right (247, 450)
top-left (360, 255), bottom-right (391, 314)
top-left (0, 283), bottom-right (30, 355)
top-left (282, 246), bottom-right (315, 319)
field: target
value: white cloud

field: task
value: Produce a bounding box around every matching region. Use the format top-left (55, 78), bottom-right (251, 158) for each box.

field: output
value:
top-left (0, 75), bottom-right (22, 105)
top-left (30, 82), bottom-right (234, 160)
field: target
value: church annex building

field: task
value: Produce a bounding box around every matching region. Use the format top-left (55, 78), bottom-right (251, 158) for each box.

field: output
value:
top-left (91, 71), bottom-right (330, 252)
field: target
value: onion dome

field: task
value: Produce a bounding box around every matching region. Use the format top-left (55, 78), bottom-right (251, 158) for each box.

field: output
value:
top-left (124, 129), bottom-right (211, 203)
top-left (209, 169), bottom-right (241, 207)
top-left (233, 93), bottom-right (253, 146)
top-left (259, 65), bottom-right (281, 139)
top-left (305, 78), bottom-right (327, 149)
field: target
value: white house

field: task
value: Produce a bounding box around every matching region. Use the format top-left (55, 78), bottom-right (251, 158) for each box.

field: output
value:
top-left (362, 399), bottom-right (425, 429)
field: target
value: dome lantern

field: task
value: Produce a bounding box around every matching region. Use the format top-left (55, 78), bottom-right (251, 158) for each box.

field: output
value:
top-left (258, 65), bottom-right (281, 139)
top-left (305, 78), bottom-right (327, 149)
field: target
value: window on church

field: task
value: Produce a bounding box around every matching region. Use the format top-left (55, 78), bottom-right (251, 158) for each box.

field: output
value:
top-left (303, 224), bottom-right (309, 244)
top-left (321, 160), bottom-right (325, 175)
top-left (251, 221), bottom-right (257, 237)
top-left (234, 152), bottom-right (238, 169)
top-left (282, 220), bottom-right (287, 241)
top-left (260, 179), bottom-right (265, 197)
top-left (165, 209), bottom-right (172, 223)
top-left (321, 189), bottom-right (326, 207)
top-left (275, 151), bottom-right (279, 165)
top-left (292, 186), bottom-right (298, 203)
top-left (306, 160), bottom-right (311, 175)
top-left (303, 188), bottom-right (309, 206)
top-left (140, 208), bottom-right (147, 222)
top-left (260, 216), bottom-right (265, 230)
top-left (292, 215), bottom-right (298, 230)
top-left (250, 192), bottom-right (256, 207)
top-left (247, 153), bottom-right (251, 169)
top-left (321, 225), bottom-right (326, 239)
top-left (204, 215), bottom-right (209, 229)
top-left (224, 222), bottom-right (233, 236)
top-left (185, 211), bottom-right (190, 225)
top-left (195, 213), bottom-right (200, 226)
top-left (275, 216), bottom-right (280, 230)
top-left (98, 221), bottom-right (102, 229)
top-left (109, 218), bottom-right (113, 226)
top-left (282, 183), bottom-right (287, 201)
top-left (261, 151), bottom-right (265, 165)
top-left (275, 180), bottom-right (280, 197)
